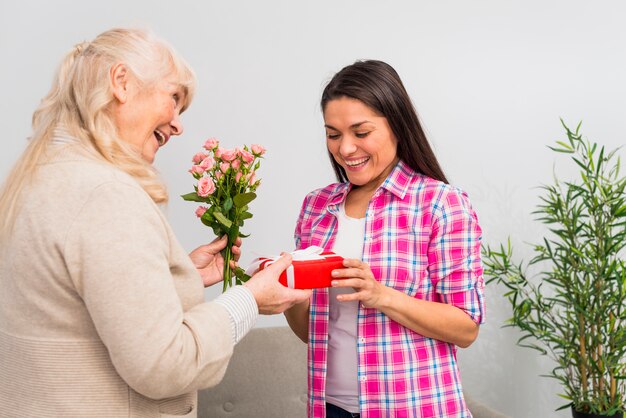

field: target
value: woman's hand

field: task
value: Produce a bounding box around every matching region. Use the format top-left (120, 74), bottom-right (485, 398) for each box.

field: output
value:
top-left (332, 258), bottom-right (480, 347)
top-left (244, 254), bottom-right (312, 315)
top-left (189, 236), bottom-right (242, 287)
top-left (330, 258), bottom-right (390, 309)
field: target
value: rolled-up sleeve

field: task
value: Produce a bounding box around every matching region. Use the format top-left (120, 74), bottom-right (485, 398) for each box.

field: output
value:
top-left (428, 187), bottom-right (485, 324)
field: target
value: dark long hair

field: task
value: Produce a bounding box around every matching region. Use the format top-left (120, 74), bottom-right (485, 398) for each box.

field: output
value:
top-left (321, 60), bottom-right (448, 184)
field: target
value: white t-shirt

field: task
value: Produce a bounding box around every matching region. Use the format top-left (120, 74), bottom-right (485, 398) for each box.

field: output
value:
top-left (325, 202), bottom-right (365, 413)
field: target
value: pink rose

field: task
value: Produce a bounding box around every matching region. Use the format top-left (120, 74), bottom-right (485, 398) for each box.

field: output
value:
top-left (251, 144), bottom-right (265, 156)
top-left (231, 159), bottom-right (241, 170)
top-left (220, 162), bottom-right (230, 173)
top-left (197, 177), bottom-right (215, 197)
top-left (235, 171), bottom-right (243, 183)
top-left (248, 172), bottom-right (256, 185)
top-left (203, 138), bottom-right (219, 150)
top-left (195, 206), bottom-right (208, 218)
top-left (220, 148), bottom-right (238, 162)
top-left (239, 148), bottom-right (254, 164)
top-left (192, 152), bottom-right (208, 164)
top-left (215, 147), bottom-right (223, 159)
top-left (215, 171), bottom-right (223, 180)
top-left (200, 156), bottom-right (215, 170)
top-left (188, 165), bottom-right (204, 177)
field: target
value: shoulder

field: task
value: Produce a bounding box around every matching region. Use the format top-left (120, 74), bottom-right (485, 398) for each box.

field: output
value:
top-left (300, 182), bottom-right (345, 211)
top-left (35, 150), bottom-right (161, 229)
top-left (404, 174), bottom-right (476, 219)
top-left (41, 148), bottom-right (149, 200)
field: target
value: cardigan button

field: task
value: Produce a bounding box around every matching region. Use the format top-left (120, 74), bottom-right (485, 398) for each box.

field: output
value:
top-left (223, 402), bottom-right (234, 412)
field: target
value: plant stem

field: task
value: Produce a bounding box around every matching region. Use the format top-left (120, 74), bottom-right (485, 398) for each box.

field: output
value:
top-left (578, 312), bottom-right (589, 400)
top-left (222, 246), bottom-right (232, 292)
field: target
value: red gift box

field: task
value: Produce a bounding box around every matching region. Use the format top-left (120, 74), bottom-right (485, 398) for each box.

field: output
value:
top-left (252, 248), bottom-right (345, 289)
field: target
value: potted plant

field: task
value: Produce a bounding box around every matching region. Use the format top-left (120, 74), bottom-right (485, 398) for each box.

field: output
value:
top-left (482, 121), bottom-right (626, 418)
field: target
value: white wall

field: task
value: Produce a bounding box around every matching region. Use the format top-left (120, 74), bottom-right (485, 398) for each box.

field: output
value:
top-left (1, 1), bottom-right (625, 417)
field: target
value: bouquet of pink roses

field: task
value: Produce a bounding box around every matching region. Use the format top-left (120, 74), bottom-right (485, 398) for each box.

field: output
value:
top-left (182, 138), bottom-right (265, 291)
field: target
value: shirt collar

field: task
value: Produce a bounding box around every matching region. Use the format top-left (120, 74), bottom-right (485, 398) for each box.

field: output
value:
top-left (380, 159), bottom-right (414, 199)
top-left (326, 160), bottom-right (415, 207)
top-left (327, 182), bottom-right (351, 209)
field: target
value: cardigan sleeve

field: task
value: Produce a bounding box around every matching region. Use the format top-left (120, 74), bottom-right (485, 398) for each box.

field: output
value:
top-left (63, 179), bottom-right (236, 399)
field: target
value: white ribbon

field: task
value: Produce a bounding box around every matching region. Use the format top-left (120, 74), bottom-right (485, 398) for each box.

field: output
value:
top-left (286, 265), bottom-right (295, 288)
top-left (244, 246), bottom-right (326, 288)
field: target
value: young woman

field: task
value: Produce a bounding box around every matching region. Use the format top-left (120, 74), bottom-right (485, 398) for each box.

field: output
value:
top-left (285, 60), bottom-right (485, 418)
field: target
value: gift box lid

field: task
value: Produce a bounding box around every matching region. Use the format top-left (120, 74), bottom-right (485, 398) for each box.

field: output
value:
top-left (250, 247), bottom-right (345, 289)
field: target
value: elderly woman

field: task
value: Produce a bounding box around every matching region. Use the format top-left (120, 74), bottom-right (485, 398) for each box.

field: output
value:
top-left (0, 28), bottom-right (310, 417)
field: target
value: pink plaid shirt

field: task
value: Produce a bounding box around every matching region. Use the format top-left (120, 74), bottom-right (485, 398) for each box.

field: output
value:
top-left (295, 160), bottom-right (485, 418)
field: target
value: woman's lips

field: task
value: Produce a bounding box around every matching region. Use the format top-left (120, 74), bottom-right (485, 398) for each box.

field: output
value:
top-left (154, 130), bottom-right (169, 147)
top-left (344, 156), bottom-right (370, 169)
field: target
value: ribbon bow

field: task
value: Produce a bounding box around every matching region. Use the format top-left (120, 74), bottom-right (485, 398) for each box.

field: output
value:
top-left (244, 246), bottom-right (326, 288)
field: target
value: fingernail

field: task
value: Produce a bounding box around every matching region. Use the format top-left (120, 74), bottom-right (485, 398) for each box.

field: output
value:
top-left (331, 270), bottom-right (339, 277)
top-left (331, 280), bottom-right (337, 286)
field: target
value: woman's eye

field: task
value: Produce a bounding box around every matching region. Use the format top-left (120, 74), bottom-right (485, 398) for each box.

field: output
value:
top-left (355, 132), bottom-right (370, 138)
top-left (326, 133), bottom-right (340, 140)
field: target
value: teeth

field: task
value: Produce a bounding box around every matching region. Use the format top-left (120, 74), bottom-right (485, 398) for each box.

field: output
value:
top-left (345, 157), bottom-right (369, 167)
top-left (154, 130), bottom-right (166, 146)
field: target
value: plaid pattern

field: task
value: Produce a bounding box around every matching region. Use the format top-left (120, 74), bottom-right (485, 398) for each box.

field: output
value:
top-left (295, 160), bottom-right (485, 418)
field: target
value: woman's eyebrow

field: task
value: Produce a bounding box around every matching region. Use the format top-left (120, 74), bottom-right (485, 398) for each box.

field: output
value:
top-left (324, 121), bottom-right (372, 130)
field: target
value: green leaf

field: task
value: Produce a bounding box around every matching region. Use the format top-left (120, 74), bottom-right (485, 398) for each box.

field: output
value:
top-left (223, 197), bottom-right (233, 212)
top-left (240, 211), bottom-right (253, 220)
top-left (228, 225), bottom-right (239, 243)
top-left (615, 204), bottom-right (626, 217)
top-left (181, 192), bottom-right (207, 202)
top-left (556, 141), bottom-right (573, 151)
top-left (213, 211), bottom-right (233, 229)
top-left (233, 192), bottom-right (256, 208)
top-left (200, 210), bottom-right (214, 227)
top-left (548, 145), bottom-right (574, 154)
top-left (234, 266), bottom-right (251, 282)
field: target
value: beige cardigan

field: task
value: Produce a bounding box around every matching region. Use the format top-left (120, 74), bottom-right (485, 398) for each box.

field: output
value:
top-left (0, 141), bottom-right (235, 417)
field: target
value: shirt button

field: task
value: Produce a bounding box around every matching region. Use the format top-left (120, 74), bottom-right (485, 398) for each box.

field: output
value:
top-left (359, 337), bottom-right (365, 343)
top-left (360, 376), bottom-right (367, 382)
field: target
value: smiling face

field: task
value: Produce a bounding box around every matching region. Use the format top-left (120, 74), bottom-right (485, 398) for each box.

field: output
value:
top-left (324, 97), bottom-right (399, 192)
top-left (111, 65), bottom-right (186, 163)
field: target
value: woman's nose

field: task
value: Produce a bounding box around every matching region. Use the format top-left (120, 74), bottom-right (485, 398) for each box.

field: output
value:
top-left (339, 135), bottom-right (357, 156)
top-left (170, 112), bottom-right (184, 136)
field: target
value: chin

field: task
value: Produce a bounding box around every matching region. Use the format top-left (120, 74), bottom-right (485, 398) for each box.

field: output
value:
top-left (141, 146), bottom-right (159, 163)
top-left (346, 176), bottom-right (367, 186)
top-left (141, 152), bottom-right (156, 164)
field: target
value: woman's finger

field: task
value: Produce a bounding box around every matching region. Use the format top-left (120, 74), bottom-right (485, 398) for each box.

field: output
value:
top-left (331, 278), bottom-right (363, 289)
top-left (341, 258), bottom-right (366, 268)
top-left (332, 267), bottom-right (370, 279)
